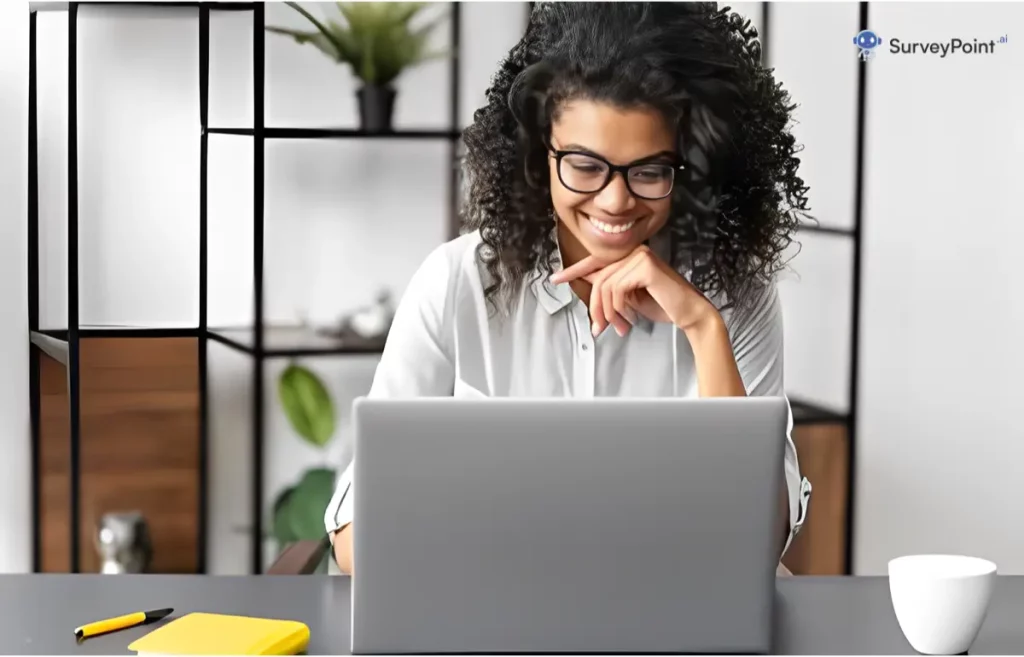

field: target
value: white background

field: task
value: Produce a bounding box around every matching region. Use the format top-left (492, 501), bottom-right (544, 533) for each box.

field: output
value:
top-left (1, 1), bottom-right (1022, 575)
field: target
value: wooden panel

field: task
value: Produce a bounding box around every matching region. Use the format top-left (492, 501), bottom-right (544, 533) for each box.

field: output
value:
top-left (782, 422), bottom-right (850, 575)
top-left (79, 337), bottom-right (200, 574)
top-left (39, 350), bottom-right (70, 573)
top-left (39, 338), bottom-right (200, 574)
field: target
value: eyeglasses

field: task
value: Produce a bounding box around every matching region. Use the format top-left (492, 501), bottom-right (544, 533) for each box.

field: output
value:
top-left (551, 150), bottom-right (684, 201)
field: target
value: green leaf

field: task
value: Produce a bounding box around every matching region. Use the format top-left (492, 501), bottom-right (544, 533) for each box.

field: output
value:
top-left (327, 19), bottom-right (361, 69)
top-left (277, 2), bottom-right (347, 57)
top-left (285, 468), bottom-right (337, 543)
top-left (265, 26), bottom-right (340, 61)
top-left (278, 364), bottom-right (336, 447)
top-left (272, 486), bottom-right (298, 545)
top-left (386, 2), bottom-right (427, 26)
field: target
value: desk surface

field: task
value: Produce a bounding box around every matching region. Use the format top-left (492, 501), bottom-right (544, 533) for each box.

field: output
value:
top-left (2, 574), bottom-right (1022, 655)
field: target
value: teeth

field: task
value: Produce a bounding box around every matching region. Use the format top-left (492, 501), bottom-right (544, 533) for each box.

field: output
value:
top-left (588, 216), bottom-right (636, 234)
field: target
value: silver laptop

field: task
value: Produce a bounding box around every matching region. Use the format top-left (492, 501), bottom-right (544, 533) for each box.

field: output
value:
top-left (350, 397), bottom-right (788, 655)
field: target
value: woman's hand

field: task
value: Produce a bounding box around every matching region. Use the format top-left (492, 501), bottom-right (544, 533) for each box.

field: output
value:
top-left (550, 244), bottom-right (717, 337)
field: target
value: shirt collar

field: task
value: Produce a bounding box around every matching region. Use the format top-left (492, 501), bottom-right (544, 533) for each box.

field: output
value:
top-left (530, 228), bottom-right (674, 336)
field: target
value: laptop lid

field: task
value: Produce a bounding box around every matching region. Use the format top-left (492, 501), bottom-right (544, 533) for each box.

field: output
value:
top-left (351, 397), bottom-right (788, 654)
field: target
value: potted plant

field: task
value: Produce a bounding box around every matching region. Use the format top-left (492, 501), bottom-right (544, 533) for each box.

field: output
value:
top-left (271, 363), bottom-right (338, 568)
top-left (267, 2), bottom-right (451, 133)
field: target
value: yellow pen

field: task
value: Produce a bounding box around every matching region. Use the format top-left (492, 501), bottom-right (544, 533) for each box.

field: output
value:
top-left (74, 608), bottom-right (173, 640)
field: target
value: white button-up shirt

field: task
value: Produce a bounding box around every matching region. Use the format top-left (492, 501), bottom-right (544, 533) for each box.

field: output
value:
top-left (325, 230), bottom-right (811, 555)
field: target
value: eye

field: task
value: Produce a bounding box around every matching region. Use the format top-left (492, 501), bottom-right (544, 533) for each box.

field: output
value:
top-left (563, 155), bottom-right (607, 175)
top-left (630, 166), bottom-right (672, 181)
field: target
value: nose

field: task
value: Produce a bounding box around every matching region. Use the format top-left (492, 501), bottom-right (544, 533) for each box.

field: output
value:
top-left (592, 171), bottom-right (636, 214)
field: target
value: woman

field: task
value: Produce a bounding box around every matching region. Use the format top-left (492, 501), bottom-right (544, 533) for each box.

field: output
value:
top-left (325, 1), bottom-right (812, 575)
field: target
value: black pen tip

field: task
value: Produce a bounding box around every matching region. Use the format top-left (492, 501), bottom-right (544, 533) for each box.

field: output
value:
top-left (144, 608), bottom-right (174, 622)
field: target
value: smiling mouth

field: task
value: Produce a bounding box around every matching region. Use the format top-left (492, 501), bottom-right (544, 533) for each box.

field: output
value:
top-left (587, 215), bottom-right (637, 234)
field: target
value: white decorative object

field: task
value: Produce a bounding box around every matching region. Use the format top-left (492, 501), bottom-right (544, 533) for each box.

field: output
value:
top-left (347, 290), bottom-right (394, 340)
top-left (889, 554), bottom-right (997, 655)
top-left (96, 512), bottom-right (153, 574)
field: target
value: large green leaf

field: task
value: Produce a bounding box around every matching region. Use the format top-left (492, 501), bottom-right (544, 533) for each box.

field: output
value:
top-left (272, 468), bottom-right (337, 546)
top-left (278, 364), bottom-right (336, 447)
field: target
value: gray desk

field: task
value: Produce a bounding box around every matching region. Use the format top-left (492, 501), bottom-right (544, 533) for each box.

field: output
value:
top-left (2, 574), bottom-right (1022, 654)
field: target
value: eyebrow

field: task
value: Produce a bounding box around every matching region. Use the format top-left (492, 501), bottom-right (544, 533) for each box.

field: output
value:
top-left (559, 143), bottom-right (676, 165)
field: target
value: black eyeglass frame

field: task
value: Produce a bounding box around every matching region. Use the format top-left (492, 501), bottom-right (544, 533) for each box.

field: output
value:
top-left (549, 149), bottom-right (686, 201)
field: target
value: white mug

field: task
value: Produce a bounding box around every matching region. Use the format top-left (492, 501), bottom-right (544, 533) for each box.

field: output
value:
top-left (889, 554), bottom-right (997, 655)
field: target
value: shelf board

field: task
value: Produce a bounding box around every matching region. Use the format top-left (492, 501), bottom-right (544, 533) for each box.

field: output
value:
top-left (207, 325), bottom-right (386, 358)
top-left (208, 127), bottom-right (461, 140)
top-left (40, 326), bottom-right (200, 339)
top-left (30, 1), bottom-right (256, 10)
top-left (789, 398), bottom-right (849, 425)
top-left (795, 221), bottom-right (856, 238)
top-left (29, 331), bottom-right (69, 366)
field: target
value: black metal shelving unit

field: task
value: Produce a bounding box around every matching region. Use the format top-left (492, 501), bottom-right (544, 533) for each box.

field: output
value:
top-left (27, 0), bottom-right (858, 576)
top-left (27, 0), bottom-right (464, 575)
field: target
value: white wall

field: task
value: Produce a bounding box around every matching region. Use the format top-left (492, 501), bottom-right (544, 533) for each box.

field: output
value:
top-left (854, 2), bottom-right (1024, 574)
top-left (764, 2), bottom-right (1024, 573)
top-left (33, 1), bottom-right (529, 573)
top-left (0, 0), bottom-right (32, 573)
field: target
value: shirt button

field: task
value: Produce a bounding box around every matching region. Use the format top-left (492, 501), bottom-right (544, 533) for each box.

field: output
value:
top-left (582, 344), bottom-right (589, 351)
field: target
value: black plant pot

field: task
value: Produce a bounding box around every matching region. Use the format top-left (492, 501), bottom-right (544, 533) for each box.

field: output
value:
top-left (356, 85), bottom-right (396, 133)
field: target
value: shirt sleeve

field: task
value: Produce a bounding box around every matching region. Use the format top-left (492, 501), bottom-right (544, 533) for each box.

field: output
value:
top-left (725, 281), bottom-right (812, 559)
top-left (324, 243), bottom-right (457, 541)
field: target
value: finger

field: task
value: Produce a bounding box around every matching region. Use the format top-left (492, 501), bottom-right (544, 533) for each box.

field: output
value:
top-left (582, 265), bottom-right (624, 285)
top-left (588, 266), bottom-right (624, 337)
top-left (589, 274), bottom-right (607, 336)
top-left (578, 259), bottom-right (621, 336)
top-left (549, 255), bottom-right (604, 285)
top-left (598, 268), bottom-right (626, 335)
top-left (590, 264), bottom-right (631, 337)
top-left (608, 254), bottom-right (647, 328)
top-left (602, 275), bottom-right (631, 337)
top-left (610, 273), bottom-right (637, 328)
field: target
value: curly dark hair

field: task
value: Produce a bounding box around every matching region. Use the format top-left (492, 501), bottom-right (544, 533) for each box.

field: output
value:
top-left (460, 1), bottom-right (811, 315)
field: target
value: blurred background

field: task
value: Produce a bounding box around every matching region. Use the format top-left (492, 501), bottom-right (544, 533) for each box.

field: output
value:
top-left (0, 1), bottom-right (1021, 576)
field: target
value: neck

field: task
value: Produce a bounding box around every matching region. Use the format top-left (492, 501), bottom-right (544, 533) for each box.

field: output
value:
top-left (556, 222), bottom-right (593, 303)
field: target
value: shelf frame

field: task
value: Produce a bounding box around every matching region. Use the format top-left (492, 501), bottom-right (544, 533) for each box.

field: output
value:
top-left (28, 8), bottom-right (41, 574)
top-left (251, 0), bottom-right (266, 575)
top-left (197, 2), bottom-right (210, 576)
top-left (26, 0), bottom-right (466, 575)
top-left (67, 0), bottom-right (82, 575)
top-left (845, 1), bottom-right (870, 576)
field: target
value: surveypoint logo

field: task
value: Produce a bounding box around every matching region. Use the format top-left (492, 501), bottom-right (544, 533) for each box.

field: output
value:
top-left (854, 30), bottom-right (883, 61)
top-left (854, 29), bottom-right (1009, 61)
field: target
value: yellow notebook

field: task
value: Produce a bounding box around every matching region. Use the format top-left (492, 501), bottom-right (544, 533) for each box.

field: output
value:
top-left (127, 612), bottom-right (310, 655)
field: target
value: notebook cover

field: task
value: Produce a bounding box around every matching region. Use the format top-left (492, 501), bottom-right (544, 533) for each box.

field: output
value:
top-left (127, 612), bottom-right (310, 655)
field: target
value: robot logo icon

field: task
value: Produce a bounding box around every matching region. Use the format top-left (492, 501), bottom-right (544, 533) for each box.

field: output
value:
top-left (854, 29), bottom-right (883, 61)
